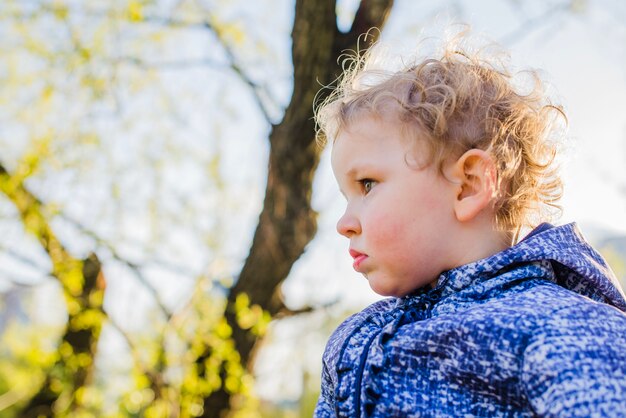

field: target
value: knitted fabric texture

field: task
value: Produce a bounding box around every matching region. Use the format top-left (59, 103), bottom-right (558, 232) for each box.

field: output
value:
top-left (315, 223), bottom-right (626, 417)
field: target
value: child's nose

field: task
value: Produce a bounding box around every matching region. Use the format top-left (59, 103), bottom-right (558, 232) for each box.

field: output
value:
top-left (336, 211), bottom-right (361, 237)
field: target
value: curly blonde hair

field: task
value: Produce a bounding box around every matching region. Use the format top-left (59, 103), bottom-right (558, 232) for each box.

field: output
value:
top-left (315, 34), bottom-right (565, 237)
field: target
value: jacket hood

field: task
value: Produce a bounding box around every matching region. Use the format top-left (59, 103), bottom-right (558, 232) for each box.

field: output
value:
top-left (433, 222), bottom-right (626, 312)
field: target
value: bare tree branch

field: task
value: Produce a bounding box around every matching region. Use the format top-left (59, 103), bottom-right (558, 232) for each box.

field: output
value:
top-left (57, 214), bottom-right (197, 280)
top-left (115, 56), bottom-right (226, 70)
top-left (0, 246), bottom-right (49, 273)
top-left (53, 209), bottom-right (223, 322)
top-left (273, 298), bottom-right (340, 319)
top-left (56, 214), bottom-right (175, 318)
top-left (139, 14), bottom-right (278, 123)
top-left (334, 0), bottom-right (395, 55)
top-left (0, 270), bottom-right (54, 287)
top-left (102, 308), bottom-right (154, 376)
top-left (200, 20), bottom-right (276, 123)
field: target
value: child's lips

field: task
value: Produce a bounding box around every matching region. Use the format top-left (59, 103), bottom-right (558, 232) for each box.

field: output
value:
top-left (349, 249), bottom-right (368, 272)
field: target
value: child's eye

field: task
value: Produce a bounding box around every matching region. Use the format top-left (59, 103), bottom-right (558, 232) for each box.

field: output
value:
top-left (359, 179), bottom-right (376, 194)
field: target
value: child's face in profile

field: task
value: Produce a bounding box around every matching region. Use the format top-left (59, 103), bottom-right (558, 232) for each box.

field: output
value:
top-left (331, 116), bottom-right (459, 296)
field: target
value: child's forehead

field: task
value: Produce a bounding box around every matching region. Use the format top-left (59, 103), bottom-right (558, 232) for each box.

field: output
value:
top-left (334, 114), bottom-right (396, 146)
top-left (331, 116), bottom-right (437, 170)
top-left (335, 113), bottom-right (428, 151)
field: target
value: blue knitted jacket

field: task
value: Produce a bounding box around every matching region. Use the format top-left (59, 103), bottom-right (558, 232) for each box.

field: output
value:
top-left (314, 223), bottom-right (626, 417)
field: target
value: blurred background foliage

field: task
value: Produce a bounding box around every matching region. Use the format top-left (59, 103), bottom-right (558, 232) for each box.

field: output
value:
top-left (0, 0), bottom-right (391, 416)
top-left (0, 0), bottom-right (625, 417)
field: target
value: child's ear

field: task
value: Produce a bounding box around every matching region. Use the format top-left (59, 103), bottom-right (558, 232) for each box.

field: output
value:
top-left (448, 149), bottom-right (498, 223)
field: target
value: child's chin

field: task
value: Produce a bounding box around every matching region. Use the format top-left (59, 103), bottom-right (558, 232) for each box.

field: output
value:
top-left (368, 280), bottom-right (403, 298)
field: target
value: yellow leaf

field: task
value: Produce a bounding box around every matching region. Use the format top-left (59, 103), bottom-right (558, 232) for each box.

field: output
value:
top-left (128, 1), bottom-right (143, 22)
top-left (234, 292), bottom-right (250, 312)
top-left (42, 84), bottom-right (54, 102)
top-left (52, 3), bottom-right (69, 20)
top-left (213, 20), bottom-right (246, 46)
top-left (214, 318), bottom-right (232, 339)
top-left (224, 376), bottom-right (240, 394)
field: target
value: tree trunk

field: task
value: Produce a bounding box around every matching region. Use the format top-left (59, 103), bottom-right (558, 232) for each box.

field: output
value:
top-left (201, 1), bottom-right (394, 416)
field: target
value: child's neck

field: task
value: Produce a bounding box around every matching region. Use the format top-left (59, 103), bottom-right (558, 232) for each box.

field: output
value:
top-left (450, 220), bottom-right (513, 270)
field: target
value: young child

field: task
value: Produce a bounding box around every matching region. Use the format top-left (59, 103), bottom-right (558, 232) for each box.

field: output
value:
top-left (313, 34), bottom-right (626, 417)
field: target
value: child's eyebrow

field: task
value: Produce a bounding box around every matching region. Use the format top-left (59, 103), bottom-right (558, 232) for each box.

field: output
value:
top-left (344, 164), bottom-right (377, 179)
top-left (345, 167), bottom-right (358, 178)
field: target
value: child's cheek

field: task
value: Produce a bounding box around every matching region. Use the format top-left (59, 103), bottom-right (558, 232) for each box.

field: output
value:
top-left (368, 210), bottom-right (407, 248)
